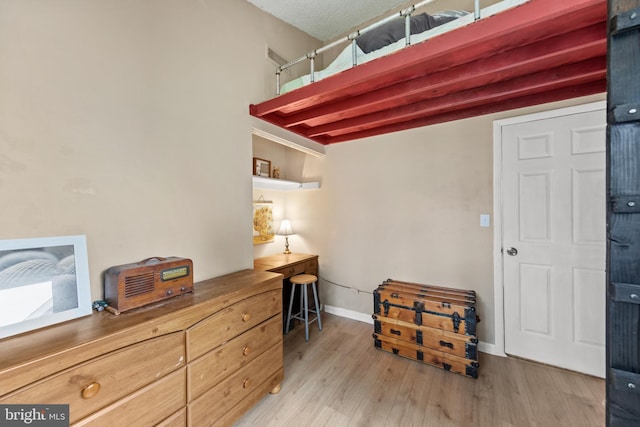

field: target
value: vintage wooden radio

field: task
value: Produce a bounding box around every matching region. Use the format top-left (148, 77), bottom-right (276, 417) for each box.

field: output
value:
top-left (104, 256), bottom-right (194, 314)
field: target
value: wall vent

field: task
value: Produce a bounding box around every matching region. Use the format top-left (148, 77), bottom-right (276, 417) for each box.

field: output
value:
top-left (266, 46), bottom-right (288, 67)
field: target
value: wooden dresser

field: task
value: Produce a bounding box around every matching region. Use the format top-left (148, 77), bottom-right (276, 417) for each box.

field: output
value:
top-left (0, 269), bottom-right (284, 426)
top-left (254, 253), bottom-right (318, 332)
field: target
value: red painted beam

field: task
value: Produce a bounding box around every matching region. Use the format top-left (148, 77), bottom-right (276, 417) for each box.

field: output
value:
top-left (324, 80), bottom-right (606, 143)
top-left (282, 23), bottom-right (606, 129)
top-left (305, 57), bottom-right (605, 138)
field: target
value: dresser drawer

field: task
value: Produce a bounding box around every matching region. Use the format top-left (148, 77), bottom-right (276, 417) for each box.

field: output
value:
top-left (212, 367), bottom-right (284, 427)
top-left (157, 408), bottom-right (186, 427)
top-left (272, 262), bottom-right (307, 279)
top-left (186, 289), bottom-right (281, 361)
top-left (188, 342), bottom-right (283, 426)
top-left (74, 368), bottom-right (186, 426)
top-left (1, 332), bottom-right (185, 424)
top-left (305, 259), bottom-right (318, 274)
top-left (188, 315), bottom-right (282, 401)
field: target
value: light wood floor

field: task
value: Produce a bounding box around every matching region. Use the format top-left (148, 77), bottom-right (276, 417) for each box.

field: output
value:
top-left (234, 313), bottom-right (605, 427)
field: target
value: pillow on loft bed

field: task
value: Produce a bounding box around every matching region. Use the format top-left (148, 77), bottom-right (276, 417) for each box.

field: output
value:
top-left (356, 10), bottom-right (469, 54)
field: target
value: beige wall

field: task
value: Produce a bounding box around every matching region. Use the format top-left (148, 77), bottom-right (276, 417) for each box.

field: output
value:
top-left (0, 0), bottom-right (320, 299)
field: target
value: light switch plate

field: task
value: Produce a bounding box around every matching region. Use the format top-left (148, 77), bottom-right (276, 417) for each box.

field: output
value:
top-left (480, 214), bottom-right (491, 227)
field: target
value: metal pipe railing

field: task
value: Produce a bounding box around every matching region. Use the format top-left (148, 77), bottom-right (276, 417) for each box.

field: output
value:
top-left (275, 0), bottom-right (483, 95)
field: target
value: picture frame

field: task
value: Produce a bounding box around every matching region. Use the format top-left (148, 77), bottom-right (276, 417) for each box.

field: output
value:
top-left (253, 157), bottom-right (271, 178)
top-left (0, 235), bottom-right (93, 339)
top-left (252, 201), bottom-right (274, 245)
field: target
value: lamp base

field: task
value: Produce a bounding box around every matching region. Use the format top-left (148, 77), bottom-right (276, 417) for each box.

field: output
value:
top-left (283, 236), bottom-right (291, 254)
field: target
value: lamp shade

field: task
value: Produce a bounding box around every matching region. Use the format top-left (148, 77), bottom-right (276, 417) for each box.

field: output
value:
top-left (277, 219), bottom-right (294, 236)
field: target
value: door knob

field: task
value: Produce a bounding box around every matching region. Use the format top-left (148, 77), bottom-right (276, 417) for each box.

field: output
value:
top-left (506, 247), bottom-right (518, 256)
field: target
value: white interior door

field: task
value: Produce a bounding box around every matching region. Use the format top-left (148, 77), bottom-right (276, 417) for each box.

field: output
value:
top-left (501, 106), bottom-right (606, 378)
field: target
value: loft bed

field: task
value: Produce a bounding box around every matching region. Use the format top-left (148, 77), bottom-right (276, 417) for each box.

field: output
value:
top-left (249, 0), bottom-right (607, 145)
top-left (278, 8), bottom-right (470, 95)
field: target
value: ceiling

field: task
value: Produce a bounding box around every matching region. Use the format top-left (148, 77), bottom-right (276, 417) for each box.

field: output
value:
top-left (246, 0), bottom-right (408, 41)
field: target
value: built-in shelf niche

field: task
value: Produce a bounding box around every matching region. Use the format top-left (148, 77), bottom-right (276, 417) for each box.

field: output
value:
top-left (252, 176), bottom-right (320, 191)
top-left (251, 119), bottom-right (324, 191)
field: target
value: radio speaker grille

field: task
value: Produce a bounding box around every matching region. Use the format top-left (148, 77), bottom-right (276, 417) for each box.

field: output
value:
top-left (124, 272), bottom-right (155, 298)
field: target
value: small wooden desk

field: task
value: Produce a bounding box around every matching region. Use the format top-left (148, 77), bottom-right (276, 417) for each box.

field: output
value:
top-left (254, 253), bottom-right (319, 333)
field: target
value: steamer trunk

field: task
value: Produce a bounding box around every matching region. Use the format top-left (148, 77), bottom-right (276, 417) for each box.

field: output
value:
top-left (373, 280), bottom-right (478, 336)
top-left (372, 314), bottom-right (478, 360)
top-left (372, 279), bottom-right (479, 377)
top-left (373, 333), bottom-right (479, 378)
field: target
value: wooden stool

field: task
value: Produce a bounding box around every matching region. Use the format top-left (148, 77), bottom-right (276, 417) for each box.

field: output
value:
top-left (286, 274), bottom-right (322, 341)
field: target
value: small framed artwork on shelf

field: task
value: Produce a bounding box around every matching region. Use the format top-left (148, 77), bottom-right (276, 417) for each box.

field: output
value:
top-left (253, 157), bottom-right (271, 178)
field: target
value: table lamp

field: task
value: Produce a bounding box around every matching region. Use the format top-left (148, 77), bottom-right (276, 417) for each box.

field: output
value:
top-left (276, 219), bottom-right (294, 254)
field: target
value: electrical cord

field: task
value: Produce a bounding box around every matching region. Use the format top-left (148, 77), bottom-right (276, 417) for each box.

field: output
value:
top-left (318, 275), bottom-right (373, 295)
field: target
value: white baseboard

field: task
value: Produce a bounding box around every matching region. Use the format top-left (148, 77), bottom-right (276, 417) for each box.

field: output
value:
top-left (324, 305), bottom-right (506, 357)
top-left (323, 305), bottom-right (373, 324)
top-left (477, 341), bottom-right (506, 357)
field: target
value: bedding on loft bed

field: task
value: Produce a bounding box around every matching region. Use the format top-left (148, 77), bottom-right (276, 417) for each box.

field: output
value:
top-left (250, 0), bottom-right (607, 145)
top-left (280, 10), bottom-right (469, 94)
top-left (278, 0), bottom-right (536, 95)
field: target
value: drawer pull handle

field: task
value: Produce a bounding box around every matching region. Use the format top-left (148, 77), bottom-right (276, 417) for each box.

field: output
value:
top-left (242, 313), bottom-right (251, 322)
top-left (439, 340), bottom-right (454, 349)
top-left (81, 382), bottom-right (101, 399)
top-left (243, 346), bottom-right (251, 356)
top-left (390, 329), bottom-right (401, 336)
top-left (243, 378), bottom-right (251, 389)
